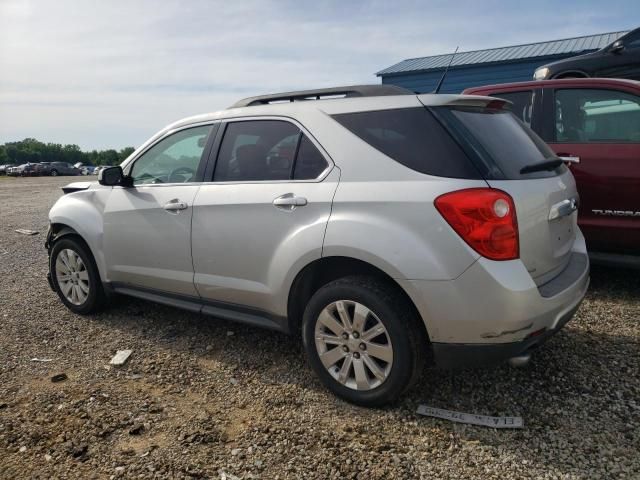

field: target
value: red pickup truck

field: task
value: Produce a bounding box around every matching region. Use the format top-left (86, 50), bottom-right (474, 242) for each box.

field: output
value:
top-left (464, 78), bottom-right (640, 268)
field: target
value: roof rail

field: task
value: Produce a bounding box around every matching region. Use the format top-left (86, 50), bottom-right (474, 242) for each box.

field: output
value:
top-left (230, 84), bottom-right (412, 108)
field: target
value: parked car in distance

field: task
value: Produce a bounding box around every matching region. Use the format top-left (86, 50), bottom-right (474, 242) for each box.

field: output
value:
top-left (464, 78), bottom-right (640, 268)
top-left (48, 162), bottom-right (80, 176)
top-left (81, 166), bottom-right (96, 175)
top-left (0, 164), bottom-right (10, 175)
top-left (533, 27), bottom-right (640, 80)
top-left (9, 163), bottom-right (38, 176)
top-left (35, 162), bottom-right (53, 176)
top-left (46, 85), bottom-right (589, 406)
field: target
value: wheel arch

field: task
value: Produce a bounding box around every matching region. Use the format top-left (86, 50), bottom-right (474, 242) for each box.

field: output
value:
top-left (48, 223), bottom-right (98, 269)
top-left (47, 219), bottom-right (106, 282)
top-left (48, 223), bottom-right (80, 243)
top-left (287, 256), bottom-right (431, 344)
top-left (552, 70), bottom-right (589, 79)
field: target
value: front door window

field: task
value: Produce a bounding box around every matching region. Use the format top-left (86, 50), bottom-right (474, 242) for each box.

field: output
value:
top-left (130, 125), bottom-right (212, 185)
top-left (554, 89), bottom-right (640, 143)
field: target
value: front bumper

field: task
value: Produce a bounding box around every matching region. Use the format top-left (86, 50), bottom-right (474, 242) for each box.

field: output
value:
top-left (45, 225), bottom-right (55, 291)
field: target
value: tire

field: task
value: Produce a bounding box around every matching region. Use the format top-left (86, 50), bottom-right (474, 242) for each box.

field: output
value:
top-left (50, 170), bottom-right (58, 176)
top-left (302, 275), bottom-right (426, 407)
top-left (50, 237), bottom-right (105, 314)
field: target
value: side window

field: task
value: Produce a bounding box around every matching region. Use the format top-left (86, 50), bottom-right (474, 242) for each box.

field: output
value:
top-left (555, 89), bottom-right (640, 142)
top-left (623, 30), bottom-right (640, 49)
top-left (491, 91), bottom-right (534, 125)
top-left (293, 136), bottom-right (328, 179)
top-left (130, 125), bottom-right (212, 185)
top-left (214, 120), bottom-right (300, 181)
top-left (332, 108), bottom-right (480, 179)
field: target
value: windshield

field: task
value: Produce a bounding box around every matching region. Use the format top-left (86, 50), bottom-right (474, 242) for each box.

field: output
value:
top-left (432, 106), bottom-right (565, 179)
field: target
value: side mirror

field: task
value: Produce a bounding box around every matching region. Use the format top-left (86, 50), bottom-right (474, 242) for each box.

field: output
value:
top-left (98, 166), bottom-right (132, 187)
top-left (609, 40), bottom-right (624, 54)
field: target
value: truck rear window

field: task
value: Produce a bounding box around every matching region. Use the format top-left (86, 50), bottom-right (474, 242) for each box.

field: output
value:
top-left (432, 106), bottom-right (565, 179)
top-left (331, 108), bottom-right (482, 179)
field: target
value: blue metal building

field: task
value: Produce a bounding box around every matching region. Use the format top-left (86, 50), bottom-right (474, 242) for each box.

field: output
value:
top-left (376, 31), bottom-right (628, 94)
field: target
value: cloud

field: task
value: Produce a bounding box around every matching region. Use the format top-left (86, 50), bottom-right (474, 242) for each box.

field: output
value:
top-left (0, 0), bottom-right (637, 149)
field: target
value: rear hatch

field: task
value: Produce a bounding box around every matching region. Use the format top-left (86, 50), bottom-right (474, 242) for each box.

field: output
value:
top-left (427, 99), bottom-right (578, 284)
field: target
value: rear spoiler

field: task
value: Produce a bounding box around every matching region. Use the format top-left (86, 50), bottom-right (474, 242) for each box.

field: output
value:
top-left (418, 94), bottom-right (513, 110)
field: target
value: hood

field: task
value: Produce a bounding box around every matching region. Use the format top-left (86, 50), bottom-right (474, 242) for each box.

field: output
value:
top-left (540, 49), bottom-right (600, 71)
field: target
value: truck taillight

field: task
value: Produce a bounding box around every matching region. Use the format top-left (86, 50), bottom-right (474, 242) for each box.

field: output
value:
top-left (435, 188), bottom-right (519, 261)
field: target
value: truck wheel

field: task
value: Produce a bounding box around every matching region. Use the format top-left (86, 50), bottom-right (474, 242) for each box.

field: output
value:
top-left (302, 275), bottom-right (425, 406)
top-left (50, 237), bottom-right (105, 314)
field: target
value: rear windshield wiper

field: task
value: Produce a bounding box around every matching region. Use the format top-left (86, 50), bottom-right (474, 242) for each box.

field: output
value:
top-left (519, 158), bottom-right (563, 175)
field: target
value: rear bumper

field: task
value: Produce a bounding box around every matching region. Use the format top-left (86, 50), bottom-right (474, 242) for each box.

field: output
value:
top-left (431, 300), bottom-right (582, 369)
top-left (398, 236), bottom-right (590, 368)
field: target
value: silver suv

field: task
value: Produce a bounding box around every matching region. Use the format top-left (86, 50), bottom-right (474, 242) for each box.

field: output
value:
top-left (46, 85), bottom-right (589, 406)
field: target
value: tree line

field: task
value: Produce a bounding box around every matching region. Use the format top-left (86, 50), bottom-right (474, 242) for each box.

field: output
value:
top-left (0, 138), bottom-right (135, 166)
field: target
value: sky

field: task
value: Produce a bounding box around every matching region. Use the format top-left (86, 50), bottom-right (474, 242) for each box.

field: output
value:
top-left (1, 0), bottom-right (638, 150)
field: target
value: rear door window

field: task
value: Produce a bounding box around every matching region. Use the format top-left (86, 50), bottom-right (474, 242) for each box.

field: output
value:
top-left (213, 120), bottom-right (330, 182)
top-left (214, 121), bottom-right (299, 181)
top-left (293, 136), bottom-right (329, 179)
top-left (331, 108), bottom-right (481, 179)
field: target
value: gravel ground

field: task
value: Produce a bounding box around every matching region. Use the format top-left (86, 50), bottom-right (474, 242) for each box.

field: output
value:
top-left (1, 176), bottom-right (639, 479)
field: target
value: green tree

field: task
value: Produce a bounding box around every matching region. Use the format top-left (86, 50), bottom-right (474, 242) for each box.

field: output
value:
top-left (0, 139), bottom-right (136, 166)
top-left (0, 146), bottom-right (8, 164)
top-left (119, 147), bottom-right (135, 161)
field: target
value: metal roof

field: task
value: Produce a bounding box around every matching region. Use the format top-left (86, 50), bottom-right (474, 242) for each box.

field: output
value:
top-left (377, 31), bottom-right (628, 76)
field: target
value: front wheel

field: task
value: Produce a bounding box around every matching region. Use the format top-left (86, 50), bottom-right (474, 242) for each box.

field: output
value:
top-left (50, 169), bottom-right (58, 176)
top-left (50, 237), bottom-right (105, 314)
top-left (302, 276), bottom-right (426, 407)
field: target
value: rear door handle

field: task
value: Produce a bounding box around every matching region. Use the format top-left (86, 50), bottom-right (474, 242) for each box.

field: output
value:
top-left (273, 194), bottom-right (307, 210)
top-left (163, 200), bottom-right (188, 212)
top-left (558, 155), bottom-right (580, 164)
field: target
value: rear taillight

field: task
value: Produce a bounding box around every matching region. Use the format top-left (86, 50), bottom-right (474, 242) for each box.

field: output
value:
top-left (434, 188), bottom-right (519, 261)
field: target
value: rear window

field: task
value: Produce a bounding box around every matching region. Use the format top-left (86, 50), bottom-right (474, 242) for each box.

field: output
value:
top-left (433, 107), bottom-right (565, 179)
top-left (331, 108), bottom-right (481, 179)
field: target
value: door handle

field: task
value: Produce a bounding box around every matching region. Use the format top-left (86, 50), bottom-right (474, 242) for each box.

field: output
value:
top-left (558, 155), bottom-right (580, 164)
top-left (163, 200), bottom-right (188, 211)
top-left (273, 194), bottom-right (307, 210)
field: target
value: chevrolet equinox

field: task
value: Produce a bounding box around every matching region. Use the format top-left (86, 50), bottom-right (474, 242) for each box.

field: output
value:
top-left (46, 85), bottom-right (590, 406)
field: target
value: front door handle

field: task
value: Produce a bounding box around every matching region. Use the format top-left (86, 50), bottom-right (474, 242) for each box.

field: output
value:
top-left (163, 200), bottom-right (188, 212)
top-left (273, 194), bottom-right (308, 210)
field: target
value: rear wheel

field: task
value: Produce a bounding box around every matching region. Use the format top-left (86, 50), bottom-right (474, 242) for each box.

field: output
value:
top-left (302, 276), bottom-right (425, 406)
top-left (50, 237), bottom-right (105, 314)
top-left (50, 169), bottom-right (58, 176)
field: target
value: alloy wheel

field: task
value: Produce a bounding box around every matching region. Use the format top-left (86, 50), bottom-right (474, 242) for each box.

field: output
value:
top-left (314, 300), bottom-right (393, 391)
top-left (55, 248), bottom-right (90, 305)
